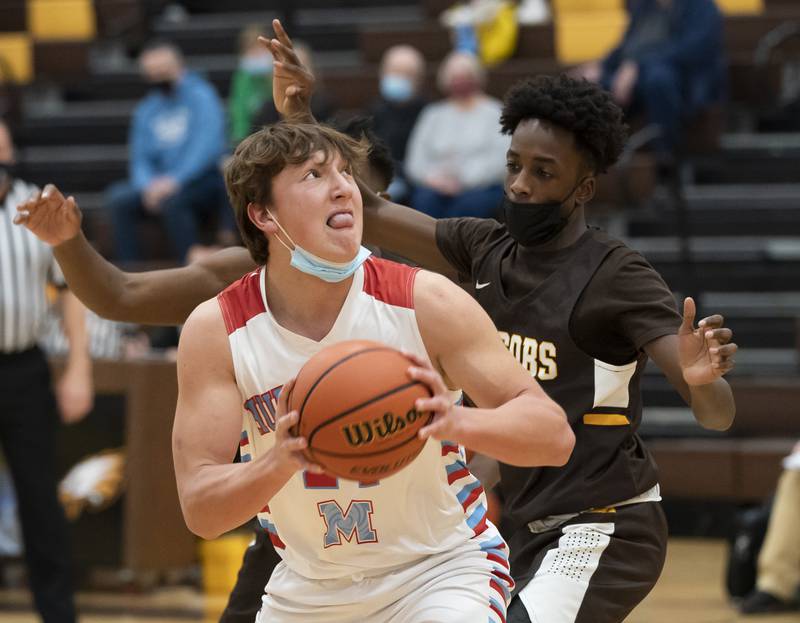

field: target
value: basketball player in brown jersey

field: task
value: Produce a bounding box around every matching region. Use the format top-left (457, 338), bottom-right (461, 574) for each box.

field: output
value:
top-left (359, 79), bottom-right (738, 623)
top-left (17, 22), bottom-right (736, 623)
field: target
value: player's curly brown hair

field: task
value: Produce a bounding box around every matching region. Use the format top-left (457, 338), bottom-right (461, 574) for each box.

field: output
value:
top-left (224, 122), bottom-right (368, 265)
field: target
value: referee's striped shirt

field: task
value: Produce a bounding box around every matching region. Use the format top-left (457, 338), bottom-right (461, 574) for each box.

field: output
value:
top-left (0, 178), bottom-right (64, 354)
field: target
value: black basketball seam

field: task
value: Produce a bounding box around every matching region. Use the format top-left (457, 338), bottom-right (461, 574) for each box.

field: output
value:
top-left (295, 346), bottom-right (393, 430)
top-left (309, 411), bottom-right (435, 459)
top-left (306, 380), bottom-right (432, 448)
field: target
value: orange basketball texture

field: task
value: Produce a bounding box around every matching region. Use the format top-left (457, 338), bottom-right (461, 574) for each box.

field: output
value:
top-left (288, 340), bottom-right (433, 482)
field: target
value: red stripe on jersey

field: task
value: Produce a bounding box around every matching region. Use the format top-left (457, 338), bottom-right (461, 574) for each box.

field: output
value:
top-left (461, 484), bottom-right (485, 512)
top-left (492, 569), bottom-right (514, 588)
top-left (472, 516), bottom-right (489, 537)
top-left (362, 257), bottom-right (419, 309)
top-left (447, 467), bottom-right (470, 484)
top-left (489, 578), bottom-right (506, 600)
top-left (441, 443), bottom-right (459, 456)
top-left (261, 505), bottom-right (270, 513)
top-left (217, 270), bottom-right (266, 335)
top-left (489, 600), bottom-right (506, 623)
top-left (487, 552), bottom-right (510, 570)
top-left (268, 532), bottom-right (286, 549)
top-left (304, 472), bottom-right (339, 488)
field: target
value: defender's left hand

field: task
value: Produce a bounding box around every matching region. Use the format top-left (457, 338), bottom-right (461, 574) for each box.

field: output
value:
top-left (679, 297), bottom-right (737, 386)
top-left (403, 351), bottom-right (461, 442)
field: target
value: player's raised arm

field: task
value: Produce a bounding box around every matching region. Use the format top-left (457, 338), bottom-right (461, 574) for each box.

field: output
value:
top-left (173, 299), bottom-right (321, 540)
top-left (412, 270), bottom-right (574, 467)
top-left (15, 184), bottom-right (256, 325)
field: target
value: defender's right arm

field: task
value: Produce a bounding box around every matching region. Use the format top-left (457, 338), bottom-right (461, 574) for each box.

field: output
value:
top-left (359, 180), bottom-right (457, 278)
top-left (16, 185), bottom-right (256, 325)
top-left (173, 299), bottom-right (319, 540)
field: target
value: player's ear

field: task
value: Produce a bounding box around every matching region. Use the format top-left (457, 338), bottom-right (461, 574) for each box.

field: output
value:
top-left (247, 202), bottom-right (278, 235)
top-left (575, 175), bottom-right (595, 205)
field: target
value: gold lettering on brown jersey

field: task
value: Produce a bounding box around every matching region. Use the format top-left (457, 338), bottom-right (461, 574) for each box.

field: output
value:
top-left (522, 337), bottom-right (538, 377)
top-left (537, 341), bottom-right (558, 380)
top-left (498, 332), bottom-right (558, 380)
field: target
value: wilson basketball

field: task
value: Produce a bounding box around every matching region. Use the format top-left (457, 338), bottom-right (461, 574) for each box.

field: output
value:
top-left (288, 340), bottom-right (433, 482)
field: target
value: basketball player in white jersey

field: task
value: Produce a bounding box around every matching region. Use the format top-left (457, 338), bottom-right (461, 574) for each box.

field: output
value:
top-left (173, 121), bottom-right (573, 623)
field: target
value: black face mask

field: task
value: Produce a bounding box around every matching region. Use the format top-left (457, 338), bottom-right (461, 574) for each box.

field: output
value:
top-left (150, 80), bottom-right (175, 96)
top-left (503, 179), bottom-right (586, 247)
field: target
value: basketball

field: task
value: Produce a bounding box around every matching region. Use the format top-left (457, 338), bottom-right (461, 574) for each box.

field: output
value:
top-left (288, 340), bottom-right (433, 482)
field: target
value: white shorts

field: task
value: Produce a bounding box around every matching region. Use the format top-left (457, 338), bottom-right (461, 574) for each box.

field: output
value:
top-left (257, 539), bottom-right (512, 623)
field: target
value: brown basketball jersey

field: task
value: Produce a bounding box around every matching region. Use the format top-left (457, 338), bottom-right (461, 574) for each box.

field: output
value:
top-left (436, 219), bottom-right (681, 531)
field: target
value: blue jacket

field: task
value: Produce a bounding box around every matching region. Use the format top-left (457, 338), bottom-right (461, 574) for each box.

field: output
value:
top-left (602, 0), bottom-right (726, 112)
top-left (129, 71), bottom-right (226, 191)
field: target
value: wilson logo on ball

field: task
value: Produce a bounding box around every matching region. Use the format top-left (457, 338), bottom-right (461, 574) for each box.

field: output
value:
top-left (342, 409), bottom-right (423, 447)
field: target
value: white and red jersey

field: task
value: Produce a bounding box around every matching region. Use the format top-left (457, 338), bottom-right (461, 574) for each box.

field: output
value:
top-left (217, 257), bottom-right (510, 584)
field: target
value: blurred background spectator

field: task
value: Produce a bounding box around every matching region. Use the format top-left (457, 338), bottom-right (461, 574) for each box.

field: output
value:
top-left (578, 0), bottom-right (726, 163)
top-left (738, 443), bottom-right (800, 615)
top-left (440, 0), bottom-right (521, 65)
top-left (106, 40), bottom-right (229, 263)
top-left (369, 45), bottom-right (428, 204)
top-left (405, 51), bottom-right (508, 218)
top-left (229, 25), bottom-right (273, 145)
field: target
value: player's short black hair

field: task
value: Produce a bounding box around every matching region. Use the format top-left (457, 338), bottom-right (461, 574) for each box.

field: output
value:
top-left (335, 116), bottom-right (395, 190)
top-left (500, 74), bottom-right (628, 174)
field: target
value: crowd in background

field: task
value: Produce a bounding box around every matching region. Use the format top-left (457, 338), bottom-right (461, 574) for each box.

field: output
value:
top-left (108, 0), bottom-right (728, 266)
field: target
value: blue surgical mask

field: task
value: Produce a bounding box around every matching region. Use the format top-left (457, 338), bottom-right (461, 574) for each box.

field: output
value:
top-left (240, 54), bottom-right (273, 76)
top-left (267, 209), bottom-right (371, 283)
top-left (380, 74), bottom-right (414, 103)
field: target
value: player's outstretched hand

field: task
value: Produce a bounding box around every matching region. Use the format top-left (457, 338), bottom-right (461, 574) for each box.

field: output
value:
top-left (679, 297), bottom-right (737, 386)
top-left (403, 350), bottom-right (462, 442)
top-left (14, 183), bottom-right (82, 247)
top-left (259, 19), bottom-right (315, 121)
top-left (271, 378), bottom-right (325, 478)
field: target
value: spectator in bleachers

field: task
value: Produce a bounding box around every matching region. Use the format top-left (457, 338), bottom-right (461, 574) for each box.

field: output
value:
top-left (253, 41), bottom-right (334, 127)
top-left (229, 25), bottom-right (273, 145)
top-left (440, 0), bottom-right (522, 66)
top-left (579, 0), bottom-right (725, 162)
top-left (740, 442), bottom-right (800, 615)
top-left (106, 40), bottom-right (229, 263)
top-left (405, 51), bottom-right (508, 218)
top-left (369, 45), bottom-right (428, 204)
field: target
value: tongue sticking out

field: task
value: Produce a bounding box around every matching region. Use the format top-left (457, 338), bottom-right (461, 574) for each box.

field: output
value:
top-left (327, 212), bottom-right (354, 229)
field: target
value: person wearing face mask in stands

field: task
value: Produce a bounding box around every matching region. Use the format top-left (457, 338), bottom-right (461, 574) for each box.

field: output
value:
top-left (230, 25), bottom-right (274, 145)
top-left (369, 45), bottom-right (428, 204)
top-left (104, 40), bottom-right (229, 263)
top-left (405, 51), bottom-right (509, 219)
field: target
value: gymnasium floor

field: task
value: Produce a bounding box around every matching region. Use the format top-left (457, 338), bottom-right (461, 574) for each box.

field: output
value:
top-left (0, 540), bottom-right (797, 622)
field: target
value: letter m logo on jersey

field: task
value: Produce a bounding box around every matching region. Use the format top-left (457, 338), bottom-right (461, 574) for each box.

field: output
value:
top-left (317, 500), bottom-right (378, 548)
